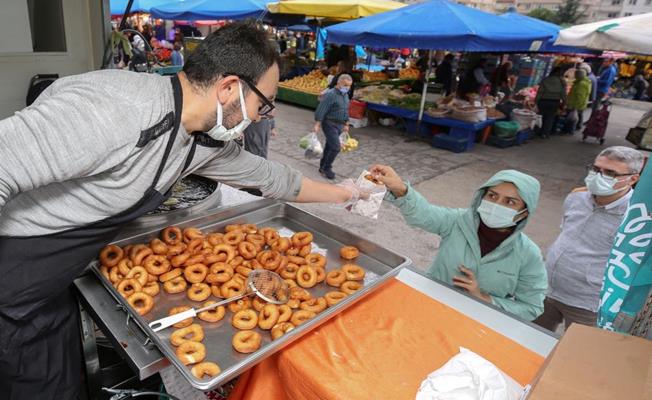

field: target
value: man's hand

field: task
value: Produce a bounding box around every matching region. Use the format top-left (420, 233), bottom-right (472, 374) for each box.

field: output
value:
top-left (452, 266), bottom-right (492, 302)
top-left (343, 124), bottom-right (350, 133)
top-left (369, 164), bottom-right (407, 197)
top-left (271, 128), bottom-right (278, 138)
top-left (313, 122), bottom-right (321, 133)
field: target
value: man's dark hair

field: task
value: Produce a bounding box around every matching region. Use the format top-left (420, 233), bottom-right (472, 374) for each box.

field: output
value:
top-left (183, 21), bottom-right (280, 89)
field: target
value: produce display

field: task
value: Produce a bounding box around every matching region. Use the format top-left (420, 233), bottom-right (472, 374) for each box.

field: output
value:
top-left (399, 67), bottom-right (421, 80)
top-left (355, 85), bottom-right (394, 104)
top-left (278, 70), bottom-right (328, 95)
top-left (361, 71), bottom-right (389, 82)
top-left (96, 223), bottom-right (367, 379)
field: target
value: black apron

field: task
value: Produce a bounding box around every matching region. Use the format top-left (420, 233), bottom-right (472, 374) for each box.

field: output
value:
top-left (0, 76), bottom-right (194, 400)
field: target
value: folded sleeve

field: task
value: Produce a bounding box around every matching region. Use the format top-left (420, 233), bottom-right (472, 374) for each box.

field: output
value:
top-left (194, 141), bottom-right (303, 201)
top-left (386, 183), bottom-right (462, 238)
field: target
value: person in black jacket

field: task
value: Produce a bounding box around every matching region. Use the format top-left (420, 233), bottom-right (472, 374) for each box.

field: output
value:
top-left (435, 54), bottom-right (455, 95)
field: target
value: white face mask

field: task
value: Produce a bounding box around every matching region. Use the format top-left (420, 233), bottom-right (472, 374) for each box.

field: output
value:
top-left (477, 199), bottom-right (527, 229)
top-left (584, 171), bottom-right (629, 197)
top-left (206, 81), bottom-right (252, 141)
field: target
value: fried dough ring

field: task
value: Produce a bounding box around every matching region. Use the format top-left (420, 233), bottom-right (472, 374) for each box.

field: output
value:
top-left (232, 309), bottom-right (258, 330)
top-left (176, 341), bottom-right (206, 365)
top-left (232, 330), bottom-right (261, 354)
top-left (296, 265), bottom-right (317, 288)
top-left (198, 301), bottom-right (226, 323)
top-left (99, 245), bottom-right (123, 267)
top-left (170, 323), bottom-right (204, 346)
top-left (162, 226), bottom-right (183, 245)
top-left (326, 269), bottom-right (347, 287)
top-left (271, 322), bottom-right (295, 340)
top-left (127, 292), bottom-right (154, 315)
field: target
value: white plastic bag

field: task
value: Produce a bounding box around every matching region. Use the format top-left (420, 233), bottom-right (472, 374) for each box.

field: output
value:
top-left (299, 132), bottom-right (323, 158)
top-left (349, 170), bottom-right (387, 219)
top-left (416, 348), bottom-right (523, 400)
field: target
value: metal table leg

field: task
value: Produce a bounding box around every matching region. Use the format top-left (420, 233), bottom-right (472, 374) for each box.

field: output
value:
top-left (79, 302), bottom-right (102, 400)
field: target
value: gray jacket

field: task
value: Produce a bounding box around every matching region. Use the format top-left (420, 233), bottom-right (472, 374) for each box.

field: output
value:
top-left (0, 70), bottom-right (302, 236)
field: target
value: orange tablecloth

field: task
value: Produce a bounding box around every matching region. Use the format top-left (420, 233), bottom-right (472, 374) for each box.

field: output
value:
top-left (229, 279), bottom-right (545, 400)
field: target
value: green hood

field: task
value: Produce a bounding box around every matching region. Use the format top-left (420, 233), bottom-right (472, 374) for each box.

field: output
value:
top-left (469, 169), bottom-right (541, 233)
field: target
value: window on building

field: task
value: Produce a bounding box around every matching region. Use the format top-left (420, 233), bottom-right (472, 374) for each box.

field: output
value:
top-left (628, 0), bottom-right (637, 4)
top-left (611, 0), bottom-right (621, 4)
top-left (607, 12), bottom-right (618, 17)
top-left (646, 0), bottom-right (652, 5)
top-left (26, 0), bottom-right (66, 52)
top-left (624, 12), bottom-right (633, 15)
top-left (525, 3), bottom-right (531, 9)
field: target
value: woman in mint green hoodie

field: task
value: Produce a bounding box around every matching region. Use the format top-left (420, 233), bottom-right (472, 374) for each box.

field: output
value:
top-left (370, 166), bottom-right (547, 321)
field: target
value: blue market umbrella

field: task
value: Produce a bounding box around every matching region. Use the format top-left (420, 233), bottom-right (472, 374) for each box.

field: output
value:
top-left (110, 0), bottom-right (170, 15)
top-left (150, 0), bottom-right (272, 21)
top-left (498, 11), bottom-right (594, 54)
top-left (324, 0), bottom-right (554, 52)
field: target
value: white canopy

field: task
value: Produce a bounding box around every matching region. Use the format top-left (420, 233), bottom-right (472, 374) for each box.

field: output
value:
top-left (555, 12), bottom-right (652, 55)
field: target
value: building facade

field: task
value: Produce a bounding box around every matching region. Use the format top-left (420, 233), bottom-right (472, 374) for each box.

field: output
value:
top-left (595, 0), bottom-right (652, 20)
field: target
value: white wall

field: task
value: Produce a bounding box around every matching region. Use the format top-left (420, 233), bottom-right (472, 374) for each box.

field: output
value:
top-left (0, 0), bottom-right (33, 52)
top-left (0, 0), bottom-right (108, 118)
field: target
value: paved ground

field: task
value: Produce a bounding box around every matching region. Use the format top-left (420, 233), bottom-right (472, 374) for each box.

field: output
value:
top-left (267, 99), bottom-right (651, 271)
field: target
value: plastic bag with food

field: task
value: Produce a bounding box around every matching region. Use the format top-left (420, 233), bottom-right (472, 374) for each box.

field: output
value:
top-left (340, 131), bottom-right (359, 152)
top-left (349, 170), bottom-right (387, 219)
top-left (299, 132), bottom-right (323, 158)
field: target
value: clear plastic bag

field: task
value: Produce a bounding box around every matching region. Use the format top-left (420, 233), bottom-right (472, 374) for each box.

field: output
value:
top-left (340, 131), bottom-right (359, 152)
top-left (299, 132), bottom-right (323, 158)
top-left (349, 170), bottom-right (387, 219)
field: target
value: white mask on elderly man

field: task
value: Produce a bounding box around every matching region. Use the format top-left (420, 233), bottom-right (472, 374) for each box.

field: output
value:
top-left (584, 171), bottom-right (629, 197)
top-left (206, 81), bottom-right (252, 141)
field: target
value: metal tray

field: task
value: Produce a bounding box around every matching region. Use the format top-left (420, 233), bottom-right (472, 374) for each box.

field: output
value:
top-left (90, 199), bottom-right (411, 391)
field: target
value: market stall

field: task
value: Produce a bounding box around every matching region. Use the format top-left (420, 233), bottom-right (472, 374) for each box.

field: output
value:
top-left (270, 0), bottom-right (410, 109)
top-left (323, 0), bottom-right (554, 152)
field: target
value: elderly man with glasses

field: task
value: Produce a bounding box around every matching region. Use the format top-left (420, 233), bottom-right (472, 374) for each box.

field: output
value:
top-left (535, 146), bottom-right (645, 332)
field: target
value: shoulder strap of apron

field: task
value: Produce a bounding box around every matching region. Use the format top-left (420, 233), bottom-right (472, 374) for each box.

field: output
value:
top-left (151, 75), bottom-right (184, 189)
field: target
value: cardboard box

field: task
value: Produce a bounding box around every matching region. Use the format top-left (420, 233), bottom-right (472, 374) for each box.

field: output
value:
top-left (527, 324), bottom-right (652, 400)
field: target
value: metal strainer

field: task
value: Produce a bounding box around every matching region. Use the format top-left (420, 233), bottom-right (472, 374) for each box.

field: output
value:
top-left (149, 270), bottom-right (288, 332)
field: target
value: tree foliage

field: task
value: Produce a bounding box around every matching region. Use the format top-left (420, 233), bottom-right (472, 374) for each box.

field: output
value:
top-left (527, 0), bottom-right (585, 26)
top-left (556, 0), bottom-right (585, 26)
top-left (527, 8), bottom-right (558, 23)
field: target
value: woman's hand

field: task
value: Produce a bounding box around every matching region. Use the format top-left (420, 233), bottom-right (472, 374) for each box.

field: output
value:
top-left (369, 164), bottom-right (407, 197)
top-left (453, 266), bottom-right (492, 303)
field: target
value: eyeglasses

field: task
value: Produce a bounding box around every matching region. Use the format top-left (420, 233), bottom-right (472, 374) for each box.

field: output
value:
top-left (586, 164), bottom-right (633, 179)
top-left (225, 73), bottom-right (275, 116)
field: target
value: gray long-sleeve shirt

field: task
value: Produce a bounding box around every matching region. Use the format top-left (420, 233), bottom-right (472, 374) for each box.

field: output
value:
top-left (0, 70), bottom-right (302, 236)
top-left (545, 190), bottom-right (632, 312)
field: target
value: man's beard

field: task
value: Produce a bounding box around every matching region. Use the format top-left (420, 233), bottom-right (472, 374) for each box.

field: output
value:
top-left (202, 99), bottom-right (242, 132)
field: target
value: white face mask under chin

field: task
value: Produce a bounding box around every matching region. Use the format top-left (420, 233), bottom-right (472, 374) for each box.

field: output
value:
top-left (205, 81), bottom-right (252, 141)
